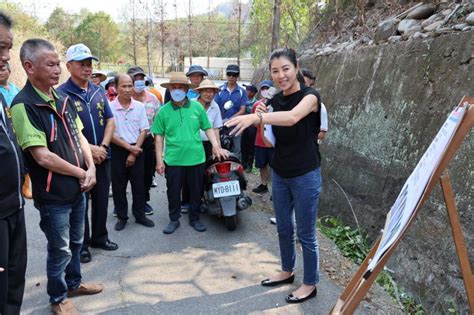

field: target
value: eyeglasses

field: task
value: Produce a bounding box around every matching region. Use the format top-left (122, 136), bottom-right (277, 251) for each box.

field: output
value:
top-left (226, 73), bottom-right (239, 77)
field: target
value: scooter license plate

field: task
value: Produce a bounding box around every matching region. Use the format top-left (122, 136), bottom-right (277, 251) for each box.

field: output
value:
top-left (212, 181), bottom-right (241, 198)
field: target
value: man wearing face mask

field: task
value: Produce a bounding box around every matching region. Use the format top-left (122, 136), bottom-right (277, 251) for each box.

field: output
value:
top-left (58, 43), bottom-right (118, 264)
top-left (163, 65), bottom-right (208, 103)
top-left (152, 73), bottom-right (229, 234)
top-left (127, 66), bottom-right (160, 215)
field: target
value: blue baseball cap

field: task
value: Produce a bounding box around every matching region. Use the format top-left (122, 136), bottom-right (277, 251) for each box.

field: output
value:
top-left (66, 44), bottom-right (98, 62)
top-left (259, 80), bottom-right (273, 89)
top-left (186, 65), bottom-right (208, 77)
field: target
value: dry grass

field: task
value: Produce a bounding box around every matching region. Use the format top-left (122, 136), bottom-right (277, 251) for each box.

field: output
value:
top-left (9, 30), bottom-right (70, 88)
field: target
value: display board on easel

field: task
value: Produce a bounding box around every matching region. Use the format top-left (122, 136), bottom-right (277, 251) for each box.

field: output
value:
top-left (331, 96), bottom-right (474, 314)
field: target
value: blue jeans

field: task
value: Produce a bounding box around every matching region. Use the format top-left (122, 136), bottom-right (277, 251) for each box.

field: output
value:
top-left (272, 168), bottom-right (321, 285)
top-left (37, 193), bottom-right (86, 304)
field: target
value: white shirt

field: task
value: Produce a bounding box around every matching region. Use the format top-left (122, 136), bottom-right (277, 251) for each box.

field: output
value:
top-left (110, 98), bottom-right (149, 144)
top-left (200, 100), bottom-right (223, 141)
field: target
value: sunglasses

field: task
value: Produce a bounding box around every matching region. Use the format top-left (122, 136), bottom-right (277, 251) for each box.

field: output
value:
top-left (226, 73), bottom-right (239, 77)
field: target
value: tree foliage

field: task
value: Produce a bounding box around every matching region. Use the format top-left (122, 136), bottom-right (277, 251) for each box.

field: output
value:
top-left (0, 2), bottom-right (46, 36)
top-left (75, 12), bottom-right (123, 63)
top-left (246, 0), bottom-right (314, 65)
top-left (45, 7), bottom-right (77, 48)
top-left (45, 8), bottom-right (123, 63)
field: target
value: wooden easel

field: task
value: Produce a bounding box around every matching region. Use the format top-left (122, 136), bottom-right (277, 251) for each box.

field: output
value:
top-left (331, 96), bottom-right (474, 314)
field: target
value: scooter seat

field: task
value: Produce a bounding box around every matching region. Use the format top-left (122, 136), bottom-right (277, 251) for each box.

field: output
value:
top-left (205, 153), bottom-right (241, 167)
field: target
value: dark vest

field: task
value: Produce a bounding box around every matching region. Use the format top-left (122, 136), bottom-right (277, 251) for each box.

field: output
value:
top-left (11, 81), bottom-right (85, 207)
top-left (0, 94), bottom-right (25, 218)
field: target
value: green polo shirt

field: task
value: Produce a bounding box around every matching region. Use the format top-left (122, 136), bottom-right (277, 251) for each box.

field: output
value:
top-left (11, 86), bottom-right (83, 150)
top-left (152, 99), bottom-right (211, 166)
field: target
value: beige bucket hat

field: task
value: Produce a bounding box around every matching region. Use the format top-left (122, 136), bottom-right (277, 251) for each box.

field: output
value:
top-left (194, 79), bottom-right (220, 92)
top-left (160, 72), bottom-right (192, 89)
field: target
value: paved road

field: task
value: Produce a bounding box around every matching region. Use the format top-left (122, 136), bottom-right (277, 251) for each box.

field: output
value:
top-left (21, 175), bottom-right (352, 314)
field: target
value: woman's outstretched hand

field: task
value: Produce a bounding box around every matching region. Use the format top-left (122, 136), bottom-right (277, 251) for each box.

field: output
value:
top-left (225, 114), bottom-right (259, 136)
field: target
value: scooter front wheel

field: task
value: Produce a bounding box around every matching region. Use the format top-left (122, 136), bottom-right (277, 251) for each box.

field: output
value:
top-left (224, 215), bottom-right (237, 231)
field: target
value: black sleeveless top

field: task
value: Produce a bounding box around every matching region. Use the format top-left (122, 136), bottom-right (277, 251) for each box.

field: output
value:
top-left (270, 85), bottom-right (321, 178)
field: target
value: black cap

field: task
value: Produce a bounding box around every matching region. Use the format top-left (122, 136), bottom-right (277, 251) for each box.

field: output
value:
top-left (127, 66), bottom-right (146, 78)
top-left (226, 64), bottom-right (240, 74)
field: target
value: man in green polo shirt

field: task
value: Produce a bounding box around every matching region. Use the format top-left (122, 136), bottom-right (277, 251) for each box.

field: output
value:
top-left (152, 73), bottom-right (228, 234)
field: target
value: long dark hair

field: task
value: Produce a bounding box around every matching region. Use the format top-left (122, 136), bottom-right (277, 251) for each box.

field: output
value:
top-left (269, 47), bottom-right (305, 84)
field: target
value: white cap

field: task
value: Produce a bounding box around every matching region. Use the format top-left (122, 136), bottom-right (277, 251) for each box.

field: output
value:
top-left (66, 43), bottom-right (98, 62)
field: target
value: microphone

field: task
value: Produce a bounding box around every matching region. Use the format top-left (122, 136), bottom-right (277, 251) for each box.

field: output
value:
top-left (262, 87), bottom-right (277, 106)
top-left (259, 86), bottom-right (278, 147)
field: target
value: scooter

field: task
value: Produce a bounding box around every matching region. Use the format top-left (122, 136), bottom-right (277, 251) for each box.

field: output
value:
top-left (202, 125), bottom-right (252, 230)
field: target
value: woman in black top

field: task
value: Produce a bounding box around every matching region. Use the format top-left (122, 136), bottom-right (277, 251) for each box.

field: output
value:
top-left (226, 48), bottom-right (321, 304)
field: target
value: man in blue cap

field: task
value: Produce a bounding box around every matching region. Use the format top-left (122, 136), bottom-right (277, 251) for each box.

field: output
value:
top-left (214, 64), bottom-right (248, 160)
top-left (58, 43), bottom-right (118, 264)
top-left (186, 65), bottom-right (208, 99)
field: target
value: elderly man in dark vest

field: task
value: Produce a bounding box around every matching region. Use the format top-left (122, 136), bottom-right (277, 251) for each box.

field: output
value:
top-left (10, 39), bottom-right (103, 315)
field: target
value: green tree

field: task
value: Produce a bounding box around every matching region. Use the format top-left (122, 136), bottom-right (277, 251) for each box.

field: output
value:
top-left (75, 11), bottom-right (123, 63)
top-left (0, 2), bottom-right (46, 36)
top-left (45, 7), bottom-right (77, 48)
top-left (246, 0), bottom-right (315, 64)
top-left (190, 14), bottom-right (239, 58)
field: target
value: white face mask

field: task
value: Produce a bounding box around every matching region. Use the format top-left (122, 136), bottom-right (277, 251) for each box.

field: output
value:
top-left (261, 89), bottom-right (269, 99)
top-left (171, 89), bottom-right (187, 102)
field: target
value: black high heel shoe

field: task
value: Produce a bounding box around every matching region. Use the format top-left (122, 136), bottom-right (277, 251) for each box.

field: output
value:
top-left (285, 286), bottom-right (317, 304)
top-left (261, 274), bottom-right (295, 287)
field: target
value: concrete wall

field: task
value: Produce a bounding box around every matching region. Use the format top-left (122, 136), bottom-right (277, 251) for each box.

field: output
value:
top-left (184, 57), bottom-right (255, 80)
top-left (297, 31), bottom-right (473, 312)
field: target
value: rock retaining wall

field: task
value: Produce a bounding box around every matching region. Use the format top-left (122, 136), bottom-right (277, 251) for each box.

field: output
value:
top-left (298, 31), bottom-right (473, 312)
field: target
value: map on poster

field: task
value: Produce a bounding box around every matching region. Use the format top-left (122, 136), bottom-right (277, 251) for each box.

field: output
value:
top-left (366, 105), bottom-right (468, 272)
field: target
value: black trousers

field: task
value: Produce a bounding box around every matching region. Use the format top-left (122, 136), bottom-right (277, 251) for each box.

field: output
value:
top-left (166, 163), bottom-right (205, 222)
top-left (241, 126), bottom-right (257, 169)
top-left (0, 208), bottom-right (27, 315)
top-left (181, 141), bottom-right (212, 204)
top-left (111, 144), bottom-right (146, 221)
top-left (83, 159), bottom-right (111, 249)
top-left (143, 135), bottom-right (156, 202)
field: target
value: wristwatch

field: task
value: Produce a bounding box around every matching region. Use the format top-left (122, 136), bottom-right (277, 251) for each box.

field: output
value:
top-left (101, 143), bottom-right (109, 149)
